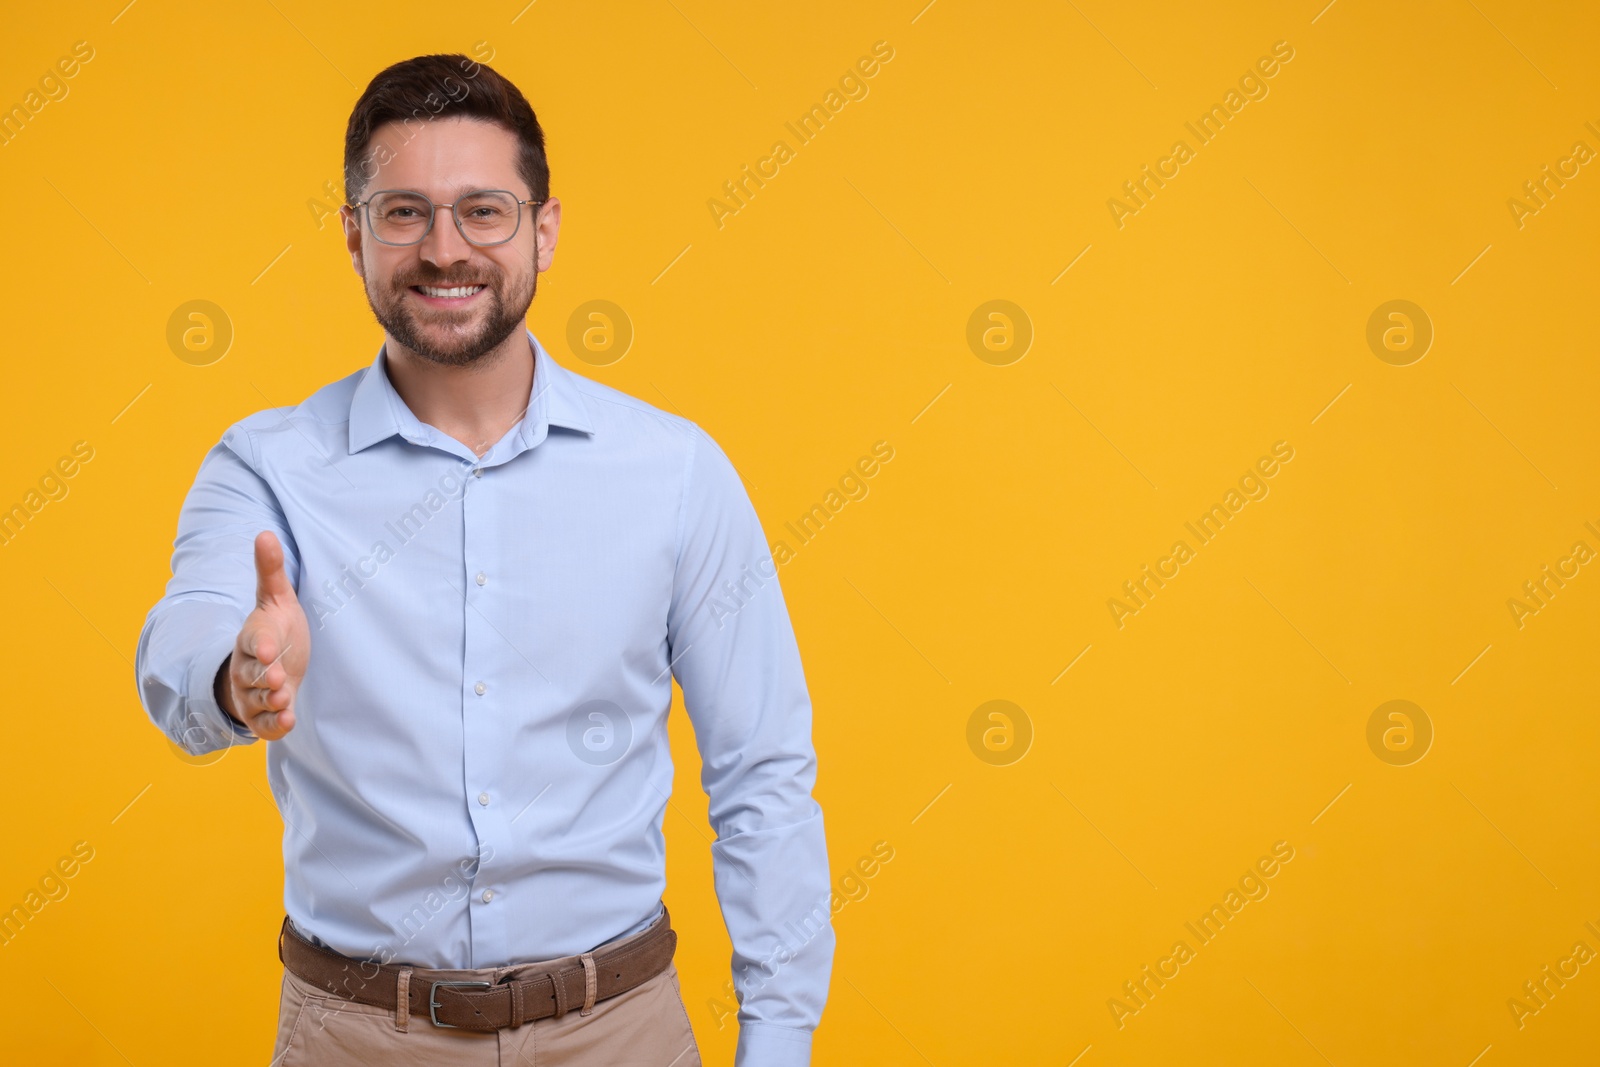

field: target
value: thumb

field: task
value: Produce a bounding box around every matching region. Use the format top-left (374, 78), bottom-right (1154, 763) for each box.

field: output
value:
top-left (254, 530), bottom-right (293, 609)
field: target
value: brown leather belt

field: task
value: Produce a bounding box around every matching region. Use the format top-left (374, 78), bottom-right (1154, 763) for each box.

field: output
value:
top-left (278, 906), bottom-right (676, 1031)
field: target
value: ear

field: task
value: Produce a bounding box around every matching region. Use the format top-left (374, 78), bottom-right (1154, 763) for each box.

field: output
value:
top-left (340, 205), bottom-right (365, 277)
top-left (534, 197), bottom-right (561, 273)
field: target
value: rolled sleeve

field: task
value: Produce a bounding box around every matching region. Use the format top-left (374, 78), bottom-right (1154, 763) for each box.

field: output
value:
top-left (666, 425), bottom-right (834, 1062)
top-left (135, 423), bottom-right (298, 757)
top-left (736, 1021), bottom-right (814, 1066)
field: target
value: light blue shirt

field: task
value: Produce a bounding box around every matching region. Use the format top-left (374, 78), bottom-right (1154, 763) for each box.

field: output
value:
top-left (135, 329), bottom-right (833, 1065)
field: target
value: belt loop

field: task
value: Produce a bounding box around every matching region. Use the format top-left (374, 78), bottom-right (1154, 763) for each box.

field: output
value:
top-left (395, 968), bottom-right (413, 1033)
top-left (551, 969), bottom-right (569, 1019)
top-left (510, 977), bottom-right (525, 1029)
top-left (579, 952), bottom-right (598, 1016)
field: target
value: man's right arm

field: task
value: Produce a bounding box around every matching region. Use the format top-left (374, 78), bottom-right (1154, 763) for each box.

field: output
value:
top-left (134, 426), bottom-right (298, 756)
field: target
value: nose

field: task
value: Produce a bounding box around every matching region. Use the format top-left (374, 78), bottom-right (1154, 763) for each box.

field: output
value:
top-left (417, 206), bottom-right (475, 267)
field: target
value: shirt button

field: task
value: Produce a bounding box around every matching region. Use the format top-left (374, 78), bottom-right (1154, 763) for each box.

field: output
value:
top-left (474, 682), bottom-right (486, 696)
top-left (478, 792), bottom-right (490, 806)
top-left (475, 572), bottom-right (487, 586)
top-left (473, 467), bottom-right (483, 478)
top-left (481, 889), bottom-right (494, 903)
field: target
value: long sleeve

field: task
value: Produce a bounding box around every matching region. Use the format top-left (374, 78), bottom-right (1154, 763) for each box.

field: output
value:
top-left (135, 422), bottom-right (300, 757)
top-left (666, 426), bottom-right (834, 1067)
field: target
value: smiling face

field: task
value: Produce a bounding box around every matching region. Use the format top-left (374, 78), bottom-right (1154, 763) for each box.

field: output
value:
top-left (340, 115), bottom-right (559, 367)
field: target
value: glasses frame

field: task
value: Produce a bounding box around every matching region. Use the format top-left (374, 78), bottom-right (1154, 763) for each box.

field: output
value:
top-left (353, 188), bottom-right (547, 247)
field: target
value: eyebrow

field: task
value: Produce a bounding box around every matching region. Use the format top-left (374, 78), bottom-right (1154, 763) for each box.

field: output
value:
top-left (385, 184), bottom-right (511, 197)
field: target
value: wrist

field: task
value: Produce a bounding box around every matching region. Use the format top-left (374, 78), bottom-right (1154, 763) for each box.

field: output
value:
top-left (214, 653), bottom-right (242, 724)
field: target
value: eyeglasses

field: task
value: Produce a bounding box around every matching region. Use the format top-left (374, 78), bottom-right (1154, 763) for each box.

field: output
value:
top-left (353, 189), bottom-right (546, 247)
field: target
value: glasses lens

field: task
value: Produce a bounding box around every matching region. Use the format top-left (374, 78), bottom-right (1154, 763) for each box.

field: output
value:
top-left (455, 191), bottom-right (520, 244)
top-left (368, 192), bottom-right (433, 244)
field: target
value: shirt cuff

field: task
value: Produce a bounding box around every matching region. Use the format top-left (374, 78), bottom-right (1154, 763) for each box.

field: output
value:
top-left (735, 1021), bottom-right (813, 1067)
top-left (184, 629), bottom-right (256, 749)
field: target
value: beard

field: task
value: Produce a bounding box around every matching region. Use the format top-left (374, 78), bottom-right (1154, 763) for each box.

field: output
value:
top-left (366, 256), bottom-right (537, 368)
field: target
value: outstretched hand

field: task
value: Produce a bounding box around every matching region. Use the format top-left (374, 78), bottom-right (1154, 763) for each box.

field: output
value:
top-left (222, 530), bottom-right (311, 740)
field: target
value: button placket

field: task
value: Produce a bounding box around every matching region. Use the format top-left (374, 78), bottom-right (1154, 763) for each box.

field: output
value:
top-left (459, 452), bottom-right (503, 953)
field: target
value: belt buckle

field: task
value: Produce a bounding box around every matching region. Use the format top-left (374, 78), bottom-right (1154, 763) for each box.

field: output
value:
top-left (429, 979), bottom-right (493, 1028)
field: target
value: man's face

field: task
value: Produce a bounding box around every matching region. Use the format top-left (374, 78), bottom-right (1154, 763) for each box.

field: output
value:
top-left (340, 116), bottom-right (559, 367)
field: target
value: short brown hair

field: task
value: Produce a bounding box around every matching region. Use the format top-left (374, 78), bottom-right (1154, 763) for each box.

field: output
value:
top-left (343, 53), bottom-right (549, 207)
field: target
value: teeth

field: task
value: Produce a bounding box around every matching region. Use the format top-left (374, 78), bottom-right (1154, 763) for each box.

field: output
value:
top-left (417, 285), bottom-right (485, 298)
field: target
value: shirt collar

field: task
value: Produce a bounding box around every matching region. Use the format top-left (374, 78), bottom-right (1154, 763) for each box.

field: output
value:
top-left (348, 328), bottom-right (595, 455)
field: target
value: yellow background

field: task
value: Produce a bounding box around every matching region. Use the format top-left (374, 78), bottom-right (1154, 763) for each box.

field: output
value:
top-left (2, 0), bottom-right (1597, 1063)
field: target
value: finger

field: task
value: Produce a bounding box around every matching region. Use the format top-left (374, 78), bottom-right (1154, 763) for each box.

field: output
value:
top-left (242, 629), bottom-right (264, 669)
top-left (231, 651), bottom-right (268, 692)
top-left (241, 699), bottom-right (290, 741)
top-left (243, 682), bottom-right (289, 713)
top-left (253, 709), bottom-right (283, 738)
top-left (245, 655), bottom-right (284, 691)
top-left (230, 677), bottom-right (269, 715)
top-left (253, 705), bottom-right (295, 739)
top-left (243, 625), bottom-right (298, 676)
top-left (246, 643), bottom-right (297, 694)
top-left (254, 531), bottom-right (294, 609)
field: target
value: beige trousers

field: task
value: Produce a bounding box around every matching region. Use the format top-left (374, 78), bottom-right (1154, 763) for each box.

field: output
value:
top-left (270, 934), bottom-right (702, 1066)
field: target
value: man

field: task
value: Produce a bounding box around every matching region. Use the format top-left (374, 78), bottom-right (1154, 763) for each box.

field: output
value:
top-left (135, 53), bottom-right (833, 1066)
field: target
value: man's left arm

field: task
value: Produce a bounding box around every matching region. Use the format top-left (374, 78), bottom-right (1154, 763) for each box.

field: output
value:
top-left (666, 425), bottom-right (834, 1067)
